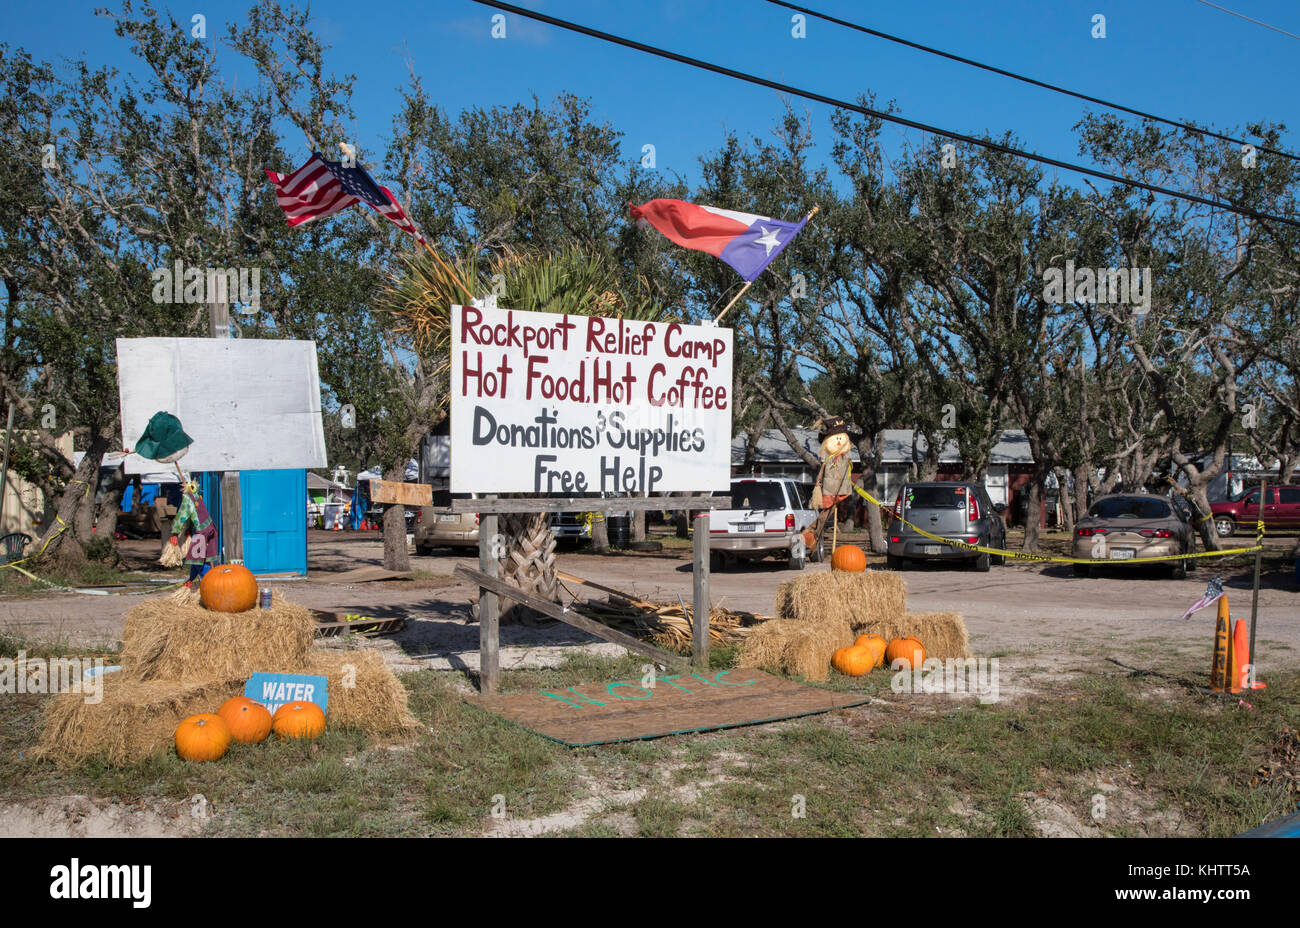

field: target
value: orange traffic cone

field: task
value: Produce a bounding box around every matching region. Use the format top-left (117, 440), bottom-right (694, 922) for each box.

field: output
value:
top-left (1233, 619), bottom-right (1267, 691)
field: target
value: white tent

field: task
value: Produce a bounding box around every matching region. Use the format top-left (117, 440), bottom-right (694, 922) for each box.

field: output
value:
top-left (80, 450), bottom-right (181, 485)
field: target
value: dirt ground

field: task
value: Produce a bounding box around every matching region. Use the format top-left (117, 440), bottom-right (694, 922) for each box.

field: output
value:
top-left (2, 529), bottom-right (1297, 838)
top-left (4, 529), bottom-right (1297, 674)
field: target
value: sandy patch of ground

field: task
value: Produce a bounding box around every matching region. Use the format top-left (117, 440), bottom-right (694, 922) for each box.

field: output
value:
top-left (0, 794), bottom-right (205, 838)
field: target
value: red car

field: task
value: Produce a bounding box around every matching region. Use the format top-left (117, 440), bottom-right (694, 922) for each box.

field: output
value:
top-left (1209, 485), bottom-right (1300, 537)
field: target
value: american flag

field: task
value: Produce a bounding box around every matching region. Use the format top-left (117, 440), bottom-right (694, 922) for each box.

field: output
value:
top-left (265, 153), bottom-right (424, 241)
top-left (1181, 575), bottom-right (1224, 621)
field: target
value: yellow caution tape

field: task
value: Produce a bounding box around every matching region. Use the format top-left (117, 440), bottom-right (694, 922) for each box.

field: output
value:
top-left (852, 484), bottom-right (1263, 565)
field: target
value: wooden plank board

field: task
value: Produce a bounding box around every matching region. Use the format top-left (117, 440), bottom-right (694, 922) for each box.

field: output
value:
top-left (476, 668), bottom-right (871, 746)
top-left (368, 479), bottom-right (433, 507)
top-left (453, 564), bottom-right (687, 671)
top-left (310, 610), bottom-right (407, 638)
top-left (450, 495), bottom-right (727, 514)
top-left (323, 565), bottom-right (412, 583)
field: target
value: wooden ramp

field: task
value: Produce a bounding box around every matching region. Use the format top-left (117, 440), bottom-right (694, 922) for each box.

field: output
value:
top-left (475, 668), bottom-right (871, 746)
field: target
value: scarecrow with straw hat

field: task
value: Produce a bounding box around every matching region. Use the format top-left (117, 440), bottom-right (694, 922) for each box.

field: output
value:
top-left (809, 415), bottom-right (855, 552)
top-left (126, 411), bottom-right (218, 587)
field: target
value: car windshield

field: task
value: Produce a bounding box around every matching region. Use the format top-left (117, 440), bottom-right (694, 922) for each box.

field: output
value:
top-left (1090, 497), bottom-right (1171, 520)
top-left (906, 486), bottom-right (965, 509)
top-left (730, 482), bottom-right (786, 510)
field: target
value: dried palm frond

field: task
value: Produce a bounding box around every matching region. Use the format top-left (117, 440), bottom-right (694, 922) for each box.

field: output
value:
top-left (569, 595), bottom-right (768, 651)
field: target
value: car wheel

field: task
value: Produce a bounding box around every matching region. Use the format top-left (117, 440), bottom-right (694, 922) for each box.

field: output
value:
top-left (990, 550), bottom-right (1006, 566)
top-left (1214, 516), bottom-right (1236, 537)
top-left (710, 551), bottom-right (725, 573)
top-left (1170, 549), bottom-right (1188, 579)
top-left (790, 551), bottom-right (806, 570)
top-left (886, 554), bottom-right (902, 570)
top-left (415, 545), bottom-right (431, 556)
top-left (809, 537), bottom-right (826, 562)
top-left (1072, 563), bottom-right (1090, 578)
top-left (972, 551), bottom-right (991, 572)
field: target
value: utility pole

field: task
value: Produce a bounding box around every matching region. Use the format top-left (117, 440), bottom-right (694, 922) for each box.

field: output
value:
top-left (208, 294), bottom-right (243, 563)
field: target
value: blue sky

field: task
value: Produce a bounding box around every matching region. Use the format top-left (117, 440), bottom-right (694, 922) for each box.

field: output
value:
top-left (6, 0), bottom-right (1299, 198)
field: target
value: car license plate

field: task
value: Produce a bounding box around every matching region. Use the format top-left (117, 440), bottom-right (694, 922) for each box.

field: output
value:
top-left (924, 545), bottom-right (944, 555)
top-left (438, 514), bottom-right (458, 523)
top-left (1112, 548), bottom-right (1135, 559)
top-left (737, 523), bottom-right (758, 533)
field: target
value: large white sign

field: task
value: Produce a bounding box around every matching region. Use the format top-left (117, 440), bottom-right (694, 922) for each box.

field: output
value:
top-left (450, 304), bottom-right (733, 494)
top-left (117, 337), bottom-right (327, 474)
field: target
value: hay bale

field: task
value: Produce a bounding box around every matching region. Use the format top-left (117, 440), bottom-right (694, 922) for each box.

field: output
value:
top-left (33, 676), bottom-right (243, 766)
top-left (735, 617), bottom-right (854, 682)
top-left (305, 649), bottom-right (419, 736)
top-left (862, 611), bottom-right (970, 661)
top-left (121, 596), bottom-right (315, 682)
top-left (776, 570), bottom-right (907, 631)
top-left (779, 621), bottom-right (855, 682)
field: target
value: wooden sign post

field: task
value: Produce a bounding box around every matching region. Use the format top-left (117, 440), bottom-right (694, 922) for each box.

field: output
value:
top-left (457, 495), bottom-right (728, 695)
top-left (208, 297), bottom-right (243, 563)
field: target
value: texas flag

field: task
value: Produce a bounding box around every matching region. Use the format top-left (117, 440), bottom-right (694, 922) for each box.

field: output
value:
top-left (628, 198), bottom-right (809, 281)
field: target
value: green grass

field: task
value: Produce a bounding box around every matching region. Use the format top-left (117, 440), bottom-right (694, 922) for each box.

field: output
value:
top-left (0, 559), bottom-right (165, 596)
top-left (1, 639), bottom-right (1296, 837)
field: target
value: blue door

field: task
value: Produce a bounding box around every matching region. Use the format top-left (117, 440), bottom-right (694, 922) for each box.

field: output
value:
top-left (240, 470), bottom-right (307, 575)
top-left (196, 470), bottom-right (307, 575)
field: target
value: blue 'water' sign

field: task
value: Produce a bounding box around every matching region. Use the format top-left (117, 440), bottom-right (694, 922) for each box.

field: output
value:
top-left (245, 672), bottom-right (329, 716)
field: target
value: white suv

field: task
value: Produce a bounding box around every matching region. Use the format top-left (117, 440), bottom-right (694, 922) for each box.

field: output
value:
top-left (709, 477), bottom-right (823, 570)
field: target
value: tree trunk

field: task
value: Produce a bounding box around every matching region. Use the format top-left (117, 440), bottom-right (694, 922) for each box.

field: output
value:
top-left (377, 464), bottom-right (409, 572)
top-left (497, 511), bottom-right (558, 624)
top-left (675, 511), bottom-right (689, 538)
top-left (95, 466), bottom-right (127, 540)
top-left (34, 426), bottom-right (113, 564)
top-left (631, 508), bottom-right (646, 542)
top-left (382, 501), bottom-right (410, 572)
top-left (591, 511), bottom-right (609, 552)
top-left (1073, 464), bottom-right (1090, 525)
top-left (1021, 468), bottom-right (1047, 551)
top-left (1058, 468), bottom-right (1076, 536)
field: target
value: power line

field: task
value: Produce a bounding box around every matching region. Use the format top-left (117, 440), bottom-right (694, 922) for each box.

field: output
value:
top-left (1196, 0), bottom-right (1300, 42)
top-left (469, 0), bottom-right (1300, 231)
top-left (764, 0), bottom-right (1300, 165)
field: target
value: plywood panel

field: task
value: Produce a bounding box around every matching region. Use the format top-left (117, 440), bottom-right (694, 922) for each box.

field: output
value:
top-left (117, 338), bottom-right (327, 473)
top-left (368, 480), bottom-right (432, 506)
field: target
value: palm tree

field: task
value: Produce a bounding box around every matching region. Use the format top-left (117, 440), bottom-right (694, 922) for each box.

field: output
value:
top-left (381, 244), bottom-right (667, 621)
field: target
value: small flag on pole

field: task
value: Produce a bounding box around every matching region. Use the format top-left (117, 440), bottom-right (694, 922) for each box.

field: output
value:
top-left (265, 153), bottom-right (424, 241)
top-left (628, 198), bottom-right (808, 281)
top-left (1181, 575), bottom-right (1224, 621)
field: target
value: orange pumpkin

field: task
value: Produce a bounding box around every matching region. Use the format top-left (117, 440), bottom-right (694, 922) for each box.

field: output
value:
top-left (831, 645), bottom-right (875, 677)
top-left (885, 635), bottom-right (926, 670)
top-left (175, 713), bottom-right (231, 762)
top-left (854, 633), bottom-right (888, 668)
top-left (272, 700), bottom-right (326, 740)
top-left (200, 564), bottom-right (259, 613)
top-left (217, 696), bottom-right (273, 744)
top-left (831, 544), bottom-right (867, 572)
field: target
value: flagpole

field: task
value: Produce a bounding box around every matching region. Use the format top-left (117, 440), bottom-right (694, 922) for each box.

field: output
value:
top-left (713, 204), bottom-right (819, 325)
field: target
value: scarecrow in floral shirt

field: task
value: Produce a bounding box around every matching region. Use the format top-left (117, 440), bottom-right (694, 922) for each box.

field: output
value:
top-left (126, 411), bottom-right (219, 587)
top-left (169, 482), bottom-right (219, 588)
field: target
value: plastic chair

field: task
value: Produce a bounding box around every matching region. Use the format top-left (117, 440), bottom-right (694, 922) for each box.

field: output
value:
top-left (1, 532), bottom-right (32, 564)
